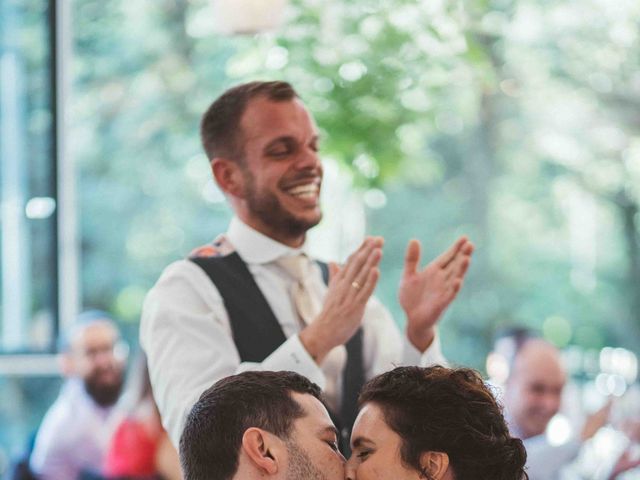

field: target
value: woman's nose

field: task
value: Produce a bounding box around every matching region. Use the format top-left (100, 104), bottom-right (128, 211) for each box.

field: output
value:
top-left (344, 456), bottom-right (357, 480)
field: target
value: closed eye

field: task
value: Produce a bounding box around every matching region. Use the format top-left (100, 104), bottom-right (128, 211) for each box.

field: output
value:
top-left (267, 147), bottom-right (291, 157)
top-left (265, 137), bottom-right (297, 157)
top-left (356, 449), bottom-right (373, 460)
top-left (325, 440), bottom-right (339, 452)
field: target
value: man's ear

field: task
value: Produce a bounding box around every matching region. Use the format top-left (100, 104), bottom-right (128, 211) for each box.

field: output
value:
top-left (419, 451), bottom-right (450, 480)
top-left (211, 158), bottom-right (245, 198)
top-left (241, 428), bottom-right (287, 476)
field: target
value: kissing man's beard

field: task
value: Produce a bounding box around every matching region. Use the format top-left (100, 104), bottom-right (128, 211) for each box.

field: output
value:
top-left (286, 442), bottom-right (328, 480)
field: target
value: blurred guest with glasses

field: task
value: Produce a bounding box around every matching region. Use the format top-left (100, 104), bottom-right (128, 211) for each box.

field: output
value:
top-left (30, 310), bottom-right (127, 480)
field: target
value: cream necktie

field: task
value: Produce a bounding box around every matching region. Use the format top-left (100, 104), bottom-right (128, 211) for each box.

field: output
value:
top-left (277, 254), bottom-right (322, 326)
top-left (276, 254), bottom-right (347, 413)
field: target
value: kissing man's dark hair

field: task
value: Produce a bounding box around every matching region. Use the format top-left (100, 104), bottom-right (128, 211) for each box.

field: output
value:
top-left (358, 366), bottom-right (528, 480)
top-left (179, 370), bottom-right (322, 480)
top-left (200, 81), bottom-right (299, 163)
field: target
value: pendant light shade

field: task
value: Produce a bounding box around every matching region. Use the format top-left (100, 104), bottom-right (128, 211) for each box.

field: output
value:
top-left (212, 0), bottom-right (289, 35)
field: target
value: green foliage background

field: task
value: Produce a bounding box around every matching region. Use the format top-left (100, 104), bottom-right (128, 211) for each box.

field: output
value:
top-left (73, 0), bottom-right (640, 368)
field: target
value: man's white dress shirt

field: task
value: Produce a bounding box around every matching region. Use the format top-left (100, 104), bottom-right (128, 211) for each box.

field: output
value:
top-left (141, 217), bottom-right (445, 446)
top-left (30, 379), bottom-right (123, 480)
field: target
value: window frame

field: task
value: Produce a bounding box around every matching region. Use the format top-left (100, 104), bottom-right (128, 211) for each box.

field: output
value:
top-left (0, 0), bottom-right (78, 372)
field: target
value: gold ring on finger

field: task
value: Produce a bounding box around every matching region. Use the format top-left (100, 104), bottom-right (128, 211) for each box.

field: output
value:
top-left (351, 281), bottom-right (361, 290)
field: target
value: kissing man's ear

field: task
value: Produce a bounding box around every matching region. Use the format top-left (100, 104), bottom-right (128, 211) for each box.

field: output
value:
top-left (240, 427), bottom-right (288, 476)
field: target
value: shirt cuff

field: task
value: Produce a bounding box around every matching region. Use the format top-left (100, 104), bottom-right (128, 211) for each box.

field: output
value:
top-left (402, 330), bottom-right (447, 367)
top-left (261, 334), bottom-right (327, 389)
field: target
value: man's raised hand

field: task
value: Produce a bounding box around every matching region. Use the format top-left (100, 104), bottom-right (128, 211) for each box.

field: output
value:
top-left (399, 236), bottom-right (474, 351)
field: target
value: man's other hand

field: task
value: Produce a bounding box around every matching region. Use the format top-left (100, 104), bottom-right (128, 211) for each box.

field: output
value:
top-left (399, 236), bottom-right (474, 352)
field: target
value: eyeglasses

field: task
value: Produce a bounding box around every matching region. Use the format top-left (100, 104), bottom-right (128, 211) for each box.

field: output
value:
top-left (80, 340), bottom-right (129, 362)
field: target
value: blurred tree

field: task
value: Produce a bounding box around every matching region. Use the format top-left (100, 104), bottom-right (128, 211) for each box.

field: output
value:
top-left (69, 0), bottom-right (640, 366)
top-left (497, 0), bottom-right (640, 345)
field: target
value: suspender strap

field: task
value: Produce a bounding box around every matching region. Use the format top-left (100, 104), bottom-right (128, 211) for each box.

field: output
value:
top-left (191, 253), bottom-right (287, 362)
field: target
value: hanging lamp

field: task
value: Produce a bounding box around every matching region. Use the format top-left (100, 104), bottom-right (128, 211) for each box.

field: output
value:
top-left (212, 0), bottom-right (289, 35)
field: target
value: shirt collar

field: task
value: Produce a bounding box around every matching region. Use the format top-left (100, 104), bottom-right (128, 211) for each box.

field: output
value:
top-left (227, 216), bottom-right (309, 264)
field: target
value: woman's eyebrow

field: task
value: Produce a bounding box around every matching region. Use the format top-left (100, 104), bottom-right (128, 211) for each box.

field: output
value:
top-left (351, 436), bottom-right (375, 449)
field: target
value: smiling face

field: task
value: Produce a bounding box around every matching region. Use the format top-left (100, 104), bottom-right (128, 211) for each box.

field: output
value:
top-left (284, 393), bottom-right (345, 480)
top-left (346, 403), bottom-right (423, 480)
top-left (233, 96), bottom-right (322, 246)
top-left (504, 340), bottom-right (566, 439)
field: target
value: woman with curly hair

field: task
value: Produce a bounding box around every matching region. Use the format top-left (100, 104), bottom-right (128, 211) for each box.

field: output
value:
top-left (346, 366), bottom-right (528, 480)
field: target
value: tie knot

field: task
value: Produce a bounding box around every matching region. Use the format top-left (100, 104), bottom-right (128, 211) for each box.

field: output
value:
top-left (277, 254), bottom-right (312, 283)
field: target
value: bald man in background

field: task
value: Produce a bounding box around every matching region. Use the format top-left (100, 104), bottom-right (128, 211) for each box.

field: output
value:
top-left (502, 335), bottom-right (614, 480)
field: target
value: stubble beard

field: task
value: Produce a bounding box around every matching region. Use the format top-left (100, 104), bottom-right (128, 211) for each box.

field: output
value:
top-left (286, 442), bottom-right (328, 480)
top-left (243, 169), bottom-right (321, 239)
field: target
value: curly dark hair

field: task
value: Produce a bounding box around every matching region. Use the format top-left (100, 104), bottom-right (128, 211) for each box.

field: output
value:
top-left (358, 366), bottom-right (528, 480)
top-left (200, 80), bottom-right (298, 163)
top-left (180, 370), bottom-right (323, 480)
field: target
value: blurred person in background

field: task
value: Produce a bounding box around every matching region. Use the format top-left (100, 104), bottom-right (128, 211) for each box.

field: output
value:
top-left (179, 370), bottom-right (344, 480)
top-left (346, 366), bottom-right (528, 480)
top-left (30, 311), bottom-right (127, 480)
top-left (499, 329), bottom-right (639, 480)
top-left (141, 80), bottom-right (474, 450)
top-left (103, 352), bottom-right (181, 480)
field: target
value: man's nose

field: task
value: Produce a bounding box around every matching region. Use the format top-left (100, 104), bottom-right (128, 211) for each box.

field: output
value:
top-left (294, 147), bottom-right (320, 170)
top-left (94, 348), bottom-right (117, 369)
top-left (542, 393), bottom-right (561, 414)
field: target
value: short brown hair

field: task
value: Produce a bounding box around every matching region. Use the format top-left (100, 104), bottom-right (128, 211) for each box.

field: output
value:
top-left (359, 366), bottom-right (528, 480)
top-left (180, 371), bottom-right (323, 480)
top-left (200, 81), bottom-right (298, 162)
